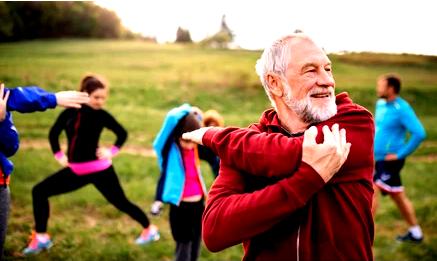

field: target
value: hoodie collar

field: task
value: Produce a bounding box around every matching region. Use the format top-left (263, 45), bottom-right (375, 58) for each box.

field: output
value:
top-left (258, 92), bottom-right (352, 133)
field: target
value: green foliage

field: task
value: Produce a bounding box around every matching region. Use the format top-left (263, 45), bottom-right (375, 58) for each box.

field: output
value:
top-left (0, 40), bottom-right (436, 260)
top-left (0, 2), bottom-right (133, 42)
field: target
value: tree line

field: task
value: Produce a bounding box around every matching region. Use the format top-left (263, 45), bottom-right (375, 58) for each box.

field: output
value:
top-left (0, 2), bottom-right (138, 42)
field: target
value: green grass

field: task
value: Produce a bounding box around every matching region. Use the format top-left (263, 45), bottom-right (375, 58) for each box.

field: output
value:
top-left (1, 39), bottom-right (436, 260)
top-left (5, 149), bottom-right (242, 260)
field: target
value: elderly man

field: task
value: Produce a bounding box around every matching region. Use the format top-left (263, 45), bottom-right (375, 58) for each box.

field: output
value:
top-left (183, 33), bottom-right (374, 260)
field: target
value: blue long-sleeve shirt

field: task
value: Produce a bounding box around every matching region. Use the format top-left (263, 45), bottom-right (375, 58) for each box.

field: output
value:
top-left (0, 86), bottom-right (57, 176)
top-left (374, 96), bottom-right (426, 161)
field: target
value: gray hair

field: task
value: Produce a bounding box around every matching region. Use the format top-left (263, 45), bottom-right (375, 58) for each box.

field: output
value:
top-left (255, 33), bottom-right (308, 108)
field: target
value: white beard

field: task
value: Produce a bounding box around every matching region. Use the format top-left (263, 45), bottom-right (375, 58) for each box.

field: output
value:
top-left (283, 84), bottom-right (337, 124)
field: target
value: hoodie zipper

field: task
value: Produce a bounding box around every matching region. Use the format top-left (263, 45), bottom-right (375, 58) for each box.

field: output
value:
top-left (297, 225), bottom-right (301, 261)
top-left (69, 111), bottom-right (81, 160)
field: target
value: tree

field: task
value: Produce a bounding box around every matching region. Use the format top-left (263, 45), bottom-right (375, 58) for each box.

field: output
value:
top-left (0, 2), bottom-right (137, 42)
top-left (175, 27), bottom-right (192, 43)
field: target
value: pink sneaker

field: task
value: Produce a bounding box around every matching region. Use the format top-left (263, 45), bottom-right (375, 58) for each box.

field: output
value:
top-left (135, 224), bottom-right (160, 245)
top-left (22, 231), bottom-right (53, 255)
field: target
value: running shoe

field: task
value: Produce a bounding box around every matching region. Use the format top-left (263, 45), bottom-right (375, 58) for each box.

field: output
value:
top-left (135, 224), bottom-right (160, 245)
top-left (22, 231), bottom-right (53, 255)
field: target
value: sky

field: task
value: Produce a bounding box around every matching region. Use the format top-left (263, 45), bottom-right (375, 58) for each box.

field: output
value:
top-left (95, 0), bottom-right (437, 56)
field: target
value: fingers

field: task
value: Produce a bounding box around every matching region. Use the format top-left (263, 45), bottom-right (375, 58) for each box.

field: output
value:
top-left (4, 90), bottom-right (10, 103)
top-left (182, 127), bottom-right (212, 145)
top-left (181, 132), bottom-right (194, 142)
top-left (322, 125), bottom-right (335, 145)
top-left (342, 142), bottom-right (352, 164)
top-left (55, 91), bottom-right (90, 108)
top-left (303, 126), bottom-right (318, 146)
top-left (331, 124), bottom-right (340, 146)
top-left (0, 83), bottom-right (4, 98)
top-left (340, 128), bottom-right (346, 149)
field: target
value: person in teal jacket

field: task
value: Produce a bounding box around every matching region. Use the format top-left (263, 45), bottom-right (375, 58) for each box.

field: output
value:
top-left (152, 103), bottom-right (207, 261)
top-left (372, 74), bottom-right (426, 243)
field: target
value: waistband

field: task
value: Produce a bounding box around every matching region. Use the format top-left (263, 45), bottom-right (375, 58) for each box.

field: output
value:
top-left (68, 159), bottom-right (112, 175)
top-left (0, 169), bottom-right (10, 186)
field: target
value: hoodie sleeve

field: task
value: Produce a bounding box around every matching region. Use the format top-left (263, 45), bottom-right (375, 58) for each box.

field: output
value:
top-left (203, 127), bottom-right (302, 178)
top-left (202, 161), bottom-right (325, 252)
top-left (202, 105), bottom-right (374, 180)
top-left (6, 86), bottom-right (57, 113)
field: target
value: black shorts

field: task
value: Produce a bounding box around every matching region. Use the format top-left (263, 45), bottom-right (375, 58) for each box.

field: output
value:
top-left (373, 159), bottom-right (405, 195)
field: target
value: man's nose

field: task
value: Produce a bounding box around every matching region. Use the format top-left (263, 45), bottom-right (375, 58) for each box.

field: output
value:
top-left (317, 70), bottom-right (335, 87)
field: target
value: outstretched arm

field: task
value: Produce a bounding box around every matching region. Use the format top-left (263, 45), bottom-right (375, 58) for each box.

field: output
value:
top-left (184, 107), bottom-right (372, 179)
top-left (3, 83), bottom-right (88, 113)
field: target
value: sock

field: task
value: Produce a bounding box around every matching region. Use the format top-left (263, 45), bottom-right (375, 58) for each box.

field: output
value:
top-left (409, 225), bottom-right (423, 239)
top-left (36, 233), bottom-right (50, 243)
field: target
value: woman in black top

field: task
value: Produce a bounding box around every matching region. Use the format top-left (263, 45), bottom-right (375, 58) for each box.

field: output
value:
top-left (23, 74), bottom-right (159, 255)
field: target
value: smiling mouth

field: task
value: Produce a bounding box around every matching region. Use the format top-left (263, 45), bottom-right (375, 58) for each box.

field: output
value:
top-left (310, 93), bottom-right (331, 98)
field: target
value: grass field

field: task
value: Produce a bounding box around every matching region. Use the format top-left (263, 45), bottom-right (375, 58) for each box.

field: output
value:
top-left (1, 39), bottom-right (436, 260)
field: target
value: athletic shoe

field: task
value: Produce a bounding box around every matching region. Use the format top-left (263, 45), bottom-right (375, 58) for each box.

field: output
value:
top-left (396, 231), bottom-right (423, 243)
top-left (135, 224), bottom-right (160, 245)
top-left (22, 231), bottom-right (53, 255)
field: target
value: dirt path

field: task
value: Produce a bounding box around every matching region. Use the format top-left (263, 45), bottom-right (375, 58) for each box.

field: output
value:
top-left (19, 139), bottom-right (156, 157)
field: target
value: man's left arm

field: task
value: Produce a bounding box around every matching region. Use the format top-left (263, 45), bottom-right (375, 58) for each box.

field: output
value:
top-left (396, 105), bottom-right (426, 159)
top-left (199, 108), bottom-right (373, 179)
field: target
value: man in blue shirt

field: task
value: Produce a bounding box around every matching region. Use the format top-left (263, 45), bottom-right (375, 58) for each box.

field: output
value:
top-left (372, 74), bottom-right (426, 243)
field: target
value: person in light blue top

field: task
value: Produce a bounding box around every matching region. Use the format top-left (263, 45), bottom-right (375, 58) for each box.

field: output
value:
top-left (372, 74), bottom-right (426, 244)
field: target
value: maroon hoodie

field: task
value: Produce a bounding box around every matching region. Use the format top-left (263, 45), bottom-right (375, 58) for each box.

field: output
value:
top-left (202, 92), bottom-right (374, 261)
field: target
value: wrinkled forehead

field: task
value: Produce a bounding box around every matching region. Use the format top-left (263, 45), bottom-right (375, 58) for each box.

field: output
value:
top-left (287, 38), bottom-right (331, 69)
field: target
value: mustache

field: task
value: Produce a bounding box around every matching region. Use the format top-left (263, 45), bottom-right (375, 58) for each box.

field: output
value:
top-left (308, 87), bottom-right (335, 96)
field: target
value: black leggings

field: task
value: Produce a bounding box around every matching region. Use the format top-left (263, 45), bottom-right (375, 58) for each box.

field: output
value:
top-left (32, 166), bottom-right (150, 232)
top-left (170, 200), bottom-right (204, 261)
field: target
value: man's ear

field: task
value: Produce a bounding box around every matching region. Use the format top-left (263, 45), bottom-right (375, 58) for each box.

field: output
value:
top-left (265, 73), bottom-right (284, 97)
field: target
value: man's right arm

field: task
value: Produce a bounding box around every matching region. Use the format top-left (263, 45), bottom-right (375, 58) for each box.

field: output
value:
top-left (203, 161), bottom-right (325, 252)
top-left (202, 126), bottom-right (350, 251)
top-left (6, 86), bottom-right (57, 112)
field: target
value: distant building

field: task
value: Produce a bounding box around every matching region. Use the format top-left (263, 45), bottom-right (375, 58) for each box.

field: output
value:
top-left (201, 15), bottom-right (236, 49)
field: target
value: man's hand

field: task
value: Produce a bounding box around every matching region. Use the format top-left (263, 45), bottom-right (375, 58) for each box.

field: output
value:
top-left (302, 124), bottom-right (351, 183)
top-left (55, 91), bottom-right (89, 108)
top-left (0, 83), bottom-right (11, 121)
top-left (182, 127), bottom-right (215, 145)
